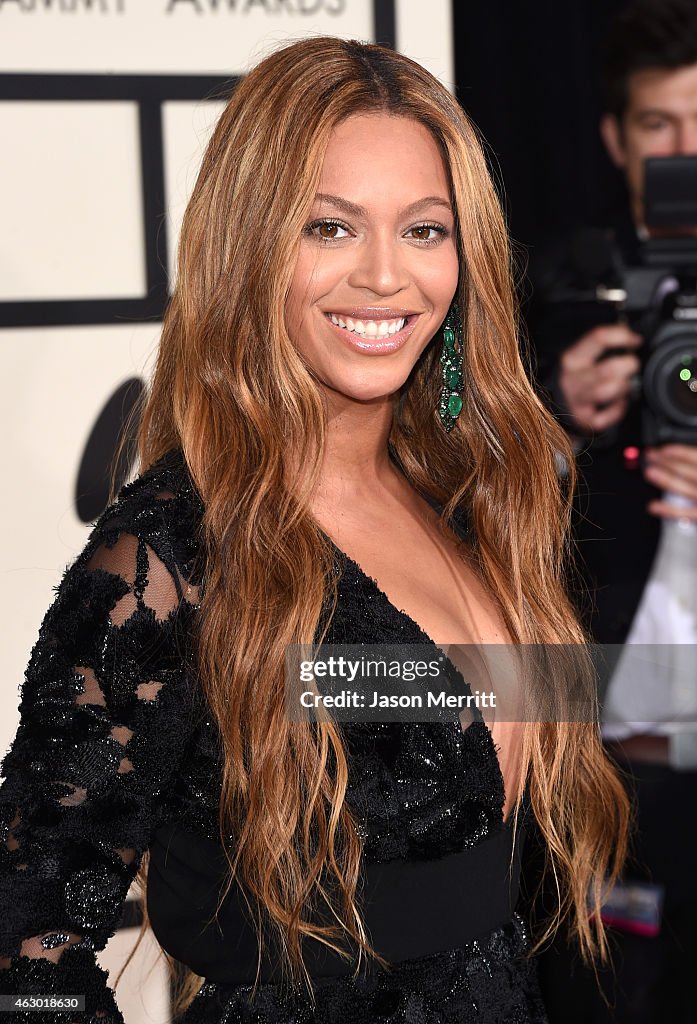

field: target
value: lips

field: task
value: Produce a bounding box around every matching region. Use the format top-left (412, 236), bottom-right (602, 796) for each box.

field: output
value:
top-left (323, 310), bottom-right (418, 354)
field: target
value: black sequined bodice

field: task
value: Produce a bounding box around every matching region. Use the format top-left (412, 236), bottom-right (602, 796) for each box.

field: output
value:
top-left (0, 450), bottom-right (547, 1023)
top-left (174, 540), bottom-right (506, 866)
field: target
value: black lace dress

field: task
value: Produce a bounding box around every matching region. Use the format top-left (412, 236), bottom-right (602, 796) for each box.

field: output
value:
top-left (0, 451), bottom-right (547, 1023)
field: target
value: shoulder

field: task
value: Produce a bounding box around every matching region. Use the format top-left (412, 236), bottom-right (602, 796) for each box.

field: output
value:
top-left (87, 449), bottom-right (205, 585)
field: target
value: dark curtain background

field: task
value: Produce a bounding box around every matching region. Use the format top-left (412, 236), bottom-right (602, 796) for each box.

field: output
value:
top-left (453, 0), bottom-right (628, 252)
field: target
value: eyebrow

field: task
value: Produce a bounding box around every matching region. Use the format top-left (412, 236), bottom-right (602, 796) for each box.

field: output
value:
top-left (314, 193), bottom-right (452, 217)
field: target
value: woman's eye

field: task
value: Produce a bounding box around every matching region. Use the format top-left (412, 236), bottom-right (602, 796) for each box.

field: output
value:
top-left (307, 220), bottom-right (350, 241)
top-left (406, 223), bottom-right (447, 244)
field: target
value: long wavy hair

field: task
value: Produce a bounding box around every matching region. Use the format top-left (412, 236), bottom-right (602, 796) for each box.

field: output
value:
top-left (115, 36), bottom-right (628, 1018)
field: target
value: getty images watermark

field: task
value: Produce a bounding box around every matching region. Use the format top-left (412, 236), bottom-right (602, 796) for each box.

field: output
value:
top-left (282, 643), bottom-right (614, 724)
top-left (296, 650), bottom-right (496, 713)
top-left (284, 643), bottom-right (697, 725)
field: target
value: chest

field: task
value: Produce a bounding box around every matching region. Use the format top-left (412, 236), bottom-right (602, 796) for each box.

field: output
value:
top-left (328, 515), bottom-right (509, 647)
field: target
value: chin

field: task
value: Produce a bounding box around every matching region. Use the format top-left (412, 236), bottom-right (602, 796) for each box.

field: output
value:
top-left (324, 373), bottom-right (409, 406)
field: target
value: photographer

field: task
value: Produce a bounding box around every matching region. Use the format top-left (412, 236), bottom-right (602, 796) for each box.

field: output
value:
top-left (529, 1), bottom-right (697, 1021)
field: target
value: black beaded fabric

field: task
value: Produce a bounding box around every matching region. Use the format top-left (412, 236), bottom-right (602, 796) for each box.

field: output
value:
top-left (181, 917), bottom-right (544, 1024)
top-left (0, 450), bottom-right (547, 1024)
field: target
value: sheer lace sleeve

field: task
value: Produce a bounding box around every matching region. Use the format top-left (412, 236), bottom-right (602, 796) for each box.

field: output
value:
top-left (0, 476), bottom-right (201, 1023)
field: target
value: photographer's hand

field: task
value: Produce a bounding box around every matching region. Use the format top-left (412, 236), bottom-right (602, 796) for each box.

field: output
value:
top-left (558, 324), bottom-right (642, 434)
top-left (644, 445), bottom-right (697, 521)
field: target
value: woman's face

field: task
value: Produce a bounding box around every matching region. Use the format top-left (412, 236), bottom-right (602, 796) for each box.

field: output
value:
top-left (286, 113), bottom-right (459, 405)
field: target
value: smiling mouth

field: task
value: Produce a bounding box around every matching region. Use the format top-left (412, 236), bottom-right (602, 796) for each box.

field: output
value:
top-left (325, 312), bottom-right (410, 337)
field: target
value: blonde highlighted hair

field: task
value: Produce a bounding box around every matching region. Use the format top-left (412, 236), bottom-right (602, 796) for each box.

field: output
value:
top-left (115, 36), bottom-right (628, 1018)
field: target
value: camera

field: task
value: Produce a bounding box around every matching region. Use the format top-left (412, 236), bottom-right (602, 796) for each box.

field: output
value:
top-left (545, 155), bottom-right (697, 445)
top-left (624, 155), bottom-right (697, 445)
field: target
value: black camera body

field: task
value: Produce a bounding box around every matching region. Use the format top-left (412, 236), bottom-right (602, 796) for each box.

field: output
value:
top-left (546, 155), bottom-right (697, 446)
top-left (621, 259), bottom-right (697, 446)
top-left (616, 156), bottom-right (697, 445)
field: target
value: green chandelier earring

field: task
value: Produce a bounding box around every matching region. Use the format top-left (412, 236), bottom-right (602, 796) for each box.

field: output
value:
top-left (438, 302), bottom-right (464, 432)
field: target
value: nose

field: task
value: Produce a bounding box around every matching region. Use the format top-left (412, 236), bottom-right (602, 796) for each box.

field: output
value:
top-left (347, 230), bottom-right (410, 296)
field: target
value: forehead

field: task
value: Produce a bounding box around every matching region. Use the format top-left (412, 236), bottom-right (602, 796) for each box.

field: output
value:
top-left (626, 62), bottom-right (697, 114)
top-left (317, 113), bottom-right (451, 205)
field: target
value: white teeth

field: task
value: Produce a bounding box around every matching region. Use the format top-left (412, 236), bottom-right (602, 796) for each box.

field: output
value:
top-left (327, 314), bottom-right (408, 337)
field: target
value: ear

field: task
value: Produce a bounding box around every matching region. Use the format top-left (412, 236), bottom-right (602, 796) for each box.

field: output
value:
top-left (600, 114), bottom-right (627, 168)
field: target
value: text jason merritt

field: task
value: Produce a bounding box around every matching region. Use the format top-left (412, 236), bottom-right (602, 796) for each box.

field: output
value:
top-left (299, 690), bottom-right (497, 709)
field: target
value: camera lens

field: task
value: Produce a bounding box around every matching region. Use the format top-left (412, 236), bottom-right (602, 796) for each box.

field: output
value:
top-left (668, 355), bottom-right (697, 416)
top-left (644, 329), bottom-right (697, 427)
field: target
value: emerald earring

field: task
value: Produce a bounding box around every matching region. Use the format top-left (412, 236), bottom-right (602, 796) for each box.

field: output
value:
top-left (438, 303), bottom-right (464, 432)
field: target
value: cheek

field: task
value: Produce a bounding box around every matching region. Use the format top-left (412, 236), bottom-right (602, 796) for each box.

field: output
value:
top-left (624, 145), bottom-right (648, 191)
top-left (628, 133), bottom-right (676, 175)
top-left (426, 251), bottom-right (459, 310)
top-left (286, 254), bottom-right (320, 342)
top-left (286, 247), bottom-right (348, 337)
top-left (639, 140), bottom-right (673, 159)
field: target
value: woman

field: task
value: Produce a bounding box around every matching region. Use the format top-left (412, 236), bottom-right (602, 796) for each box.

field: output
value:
top-left (0, 37), bottom-right (628, 1024)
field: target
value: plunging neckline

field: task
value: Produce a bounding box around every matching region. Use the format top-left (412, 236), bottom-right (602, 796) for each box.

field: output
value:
top-left (331, 541), bottom-right (462, 663)
top-left (338, 541), bottom-right (515, 827)
top-left (318, 491), bottom-right (475, 673)
top-left (323, 534), bottom-right (510, 826)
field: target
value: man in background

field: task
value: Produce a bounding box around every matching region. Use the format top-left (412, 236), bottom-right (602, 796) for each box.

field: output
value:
top-left (528, 1), bottom-right (697, 1020)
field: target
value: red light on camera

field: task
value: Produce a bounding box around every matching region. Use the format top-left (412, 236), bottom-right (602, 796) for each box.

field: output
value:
top-left (623, 446), bottom-right (641, 469)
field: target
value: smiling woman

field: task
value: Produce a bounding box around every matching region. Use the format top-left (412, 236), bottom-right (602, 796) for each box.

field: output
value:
top-left (0, 36), bottom-right (629, 1024)
top-left (286, 114), bottom-right (459, 403)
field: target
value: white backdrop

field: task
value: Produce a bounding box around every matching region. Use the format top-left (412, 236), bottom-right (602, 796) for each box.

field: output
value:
top-left (0, 2), bottom-right (453, 1020)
